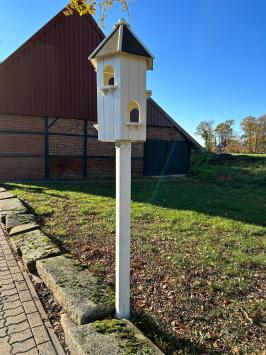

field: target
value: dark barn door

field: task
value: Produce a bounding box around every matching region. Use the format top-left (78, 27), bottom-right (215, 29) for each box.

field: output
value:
top-left (144, 140), bottom-right (190, 176)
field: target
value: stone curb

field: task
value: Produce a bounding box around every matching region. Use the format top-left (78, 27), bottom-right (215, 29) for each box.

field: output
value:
top-left (0, 189), bottom-right (61, 272)
top-left (0, 188), bottom-right (165, 355)
top-left (10, 229), bottom-right (61, 272)
top-left (0, 197), bottom-right (27, 218)
top-left (37, 255), bottom-right (114, 325)
top-left (61, 314), bottom-right (164, 355)
top-left (0, 191), bottom-right (14, 200)
top-left (6, 213), bottom-right (36, 232)
top-left (10, 223), bottom-right (39, 237)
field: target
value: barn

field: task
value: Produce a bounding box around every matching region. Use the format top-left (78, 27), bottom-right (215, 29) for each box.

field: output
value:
top-left (0, 10), bottom-right (202, 180)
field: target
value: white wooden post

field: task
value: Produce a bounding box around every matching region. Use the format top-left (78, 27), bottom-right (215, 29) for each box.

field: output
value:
top-left (89, 18), bottom-right (154, 321)
top-left (115, 140), bottom-right (131, 319)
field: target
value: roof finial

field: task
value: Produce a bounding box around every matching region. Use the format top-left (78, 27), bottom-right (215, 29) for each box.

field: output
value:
top-left (114, 18), bottom-right (129, 28)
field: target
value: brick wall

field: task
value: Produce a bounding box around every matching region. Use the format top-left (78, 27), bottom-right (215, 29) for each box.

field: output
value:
top-left (0, 135), bottom-right (44, 155)
top-left (48, 117), bottom-right (84, 135)
top-left (0, 114), bottom-right (44, 179)
top-left (87, 158), bottom-right (143, 178)
top-left (49, 136), bottom-right (83, 156)
top-left (0, 158), bottom-right (44, 179)
top-left (0, 114), bottom-right (184, 180)
top-left (49, 157), bottom-right (83, 179)
top-left (0, 114), bottom-right (44, 131)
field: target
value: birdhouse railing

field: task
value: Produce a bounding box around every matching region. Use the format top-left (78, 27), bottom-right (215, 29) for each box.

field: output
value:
top-left (98, 85), bottom-right (118, 95)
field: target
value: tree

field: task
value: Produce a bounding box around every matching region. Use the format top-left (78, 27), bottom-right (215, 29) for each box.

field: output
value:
top-left (241, 116), bottom-right (257, 153)
top-left (226, 136), bottom-right (242, 153)
top-left (195, 121), bottom-right (214, 151)
top-left (214, 119), bottom-right (234, 151)
top-left (257, 115), bottom-right (266, 153)
top-left (240, 115), bottom-right (266, 154)
top-left (64, 0), bottom-right (131, 25)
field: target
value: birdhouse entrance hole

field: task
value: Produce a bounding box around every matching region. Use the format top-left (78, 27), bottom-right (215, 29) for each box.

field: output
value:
top-left (103, 65), bottom-right (115, 86)
top-left (128, 101), bottom-right (140, 123)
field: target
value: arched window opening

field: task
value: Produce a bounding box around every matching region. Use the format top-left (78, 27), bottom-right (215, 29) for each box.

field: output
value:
top-left (108, 77), bottom-right (114, 85)
top-left (128, 101), bottom-right (140, 123)
top-left (103, 65), bottom-right (115, 86)
top-left (130, 108), bottom-right (139, 123)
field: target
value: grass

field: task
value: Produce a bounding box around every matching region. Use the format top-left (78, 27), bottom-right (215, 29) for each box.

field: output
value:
top-left (2, 152), bottom-right (266, 354)
top-left (232, 153), bottom-right (266, 157)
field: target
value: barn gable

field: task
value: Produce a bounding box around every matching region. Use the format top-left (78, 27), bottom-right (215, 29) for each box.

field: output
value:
top-left (0, 12), bottom-right (104, 121)
top-left (0, 10), bottom-right (202, 150)
top-left (0, 9), bottom-right (202, 180)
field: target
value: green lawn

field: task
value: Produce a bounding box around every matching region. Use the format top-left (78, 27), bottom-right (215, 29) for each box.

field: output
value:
top-left (232, 153), bottom-right (266, 157)
top-left (2, 153), bottom-right (266, 354)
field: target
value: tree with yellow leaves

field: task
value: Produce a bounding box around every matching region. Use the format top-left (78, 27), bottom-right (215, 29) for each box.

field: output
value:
top-left (64, 0), bottom-right (131, 25)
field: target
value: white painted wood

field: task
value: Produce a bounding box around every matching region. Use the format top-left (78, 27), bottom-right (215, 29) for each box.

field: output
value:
top-left (94, 52), bottom-right (148, 142)
top-left (115, 141), bottom-right (131, 319)
top-left (103, 58), bottom-right (114, 141)
top-left (128, 59), bottom-right (139, 141)
top-left (96, 60), bottom-right (104, 141)
top-left (114, 56), bottom-right (122, 140)
top-left (91, 21), bottom-right (154, 320)
top-left (138, 59), bottom-right (147, 141)
top-left (119, 55), bottom-right (129, 140)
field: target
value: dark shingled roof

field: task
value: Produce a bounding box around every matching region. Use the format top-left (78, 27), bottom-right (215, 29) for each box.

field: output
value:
top-left (89, 19), bottom-right (154, 69)
top-left (121, 25), bottom-right (152, 58)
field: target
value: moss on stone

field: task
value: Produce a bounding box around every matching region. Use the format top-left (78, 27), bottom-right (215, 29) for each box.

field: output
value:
top-left (11, 229), bottom-right (61, 272)
top-left (64, 254), bottom-right (75, 259)
top-left (73, 262), bottom-right (88, 272)
top-left (92, 320), bottom-right (156, 354)
top-left (89, 280), bottom-right (115, 305)
top-left (92, 319), bottom-right (126, 333)
top-left (37, 255), bottom-right (114, 324)
top-left (43, 236), bottom-right (51, 244)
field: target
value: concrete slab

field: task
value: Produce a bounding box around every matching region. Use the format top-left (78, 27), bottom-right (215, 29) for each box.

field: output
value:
top-left (0, 191), bottom-right (14, 200)
top-left (37, 255), bottom-right (114, 325)
top-left (0, 198), bottom-right (27, 215)
top-left (61, 314), bottom-right (163, 355)
top-left (10, 223), bottom-right (39, 237)
top-left (6, 213), bottom-right (36, 231)
top-left (10, 229), bottom-right (61, 272)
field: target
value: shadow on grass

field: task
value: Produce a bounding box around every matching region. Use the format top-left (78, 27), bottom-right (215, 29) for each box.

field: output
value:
top-left (132, 310), bottom-right (206, 355)
top-left (1, 153), bottom-right (266, 227)
top-left (2, 170), bottom-right (266, 227)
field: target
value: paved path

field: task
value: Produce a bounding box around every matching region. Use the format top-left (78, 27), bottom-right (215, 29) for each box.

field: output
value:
top-left (0, 224), bottom-right (65, 355)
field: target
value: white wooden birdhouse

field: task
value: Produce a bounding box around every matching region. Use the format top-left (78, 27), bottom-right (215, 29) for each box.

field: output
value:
top-left (89, 19), bottom-right (154, 142)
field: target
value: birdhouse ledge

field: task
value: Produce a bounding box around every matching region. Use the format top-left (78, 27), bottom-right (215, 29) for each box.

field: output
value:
top-left (126, 122), bottom-right (145, 126)
top-left (99, 85), bottom-right (118, 95)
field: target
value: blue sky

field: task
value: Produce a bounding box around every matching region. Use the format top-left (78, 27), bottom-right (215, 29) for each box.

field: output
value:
top-left (1, 0), bottom-right (266, 143)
